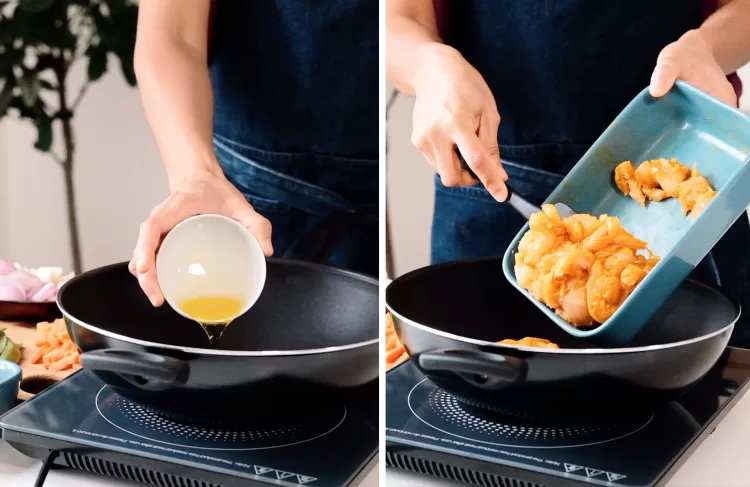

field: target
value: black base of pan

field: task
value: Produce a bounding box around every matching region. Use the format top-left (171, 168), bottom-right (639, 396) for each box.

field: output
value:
top-left (386, 257), bottom-right (739, 420)
top-left (57, 260), bottom-right (379, 417)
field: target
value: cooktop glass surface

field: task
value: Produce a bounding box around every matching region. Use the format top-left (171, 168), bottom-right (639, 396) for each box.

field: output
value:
top-left (1, 370), bottom-right (377, 487)
top-left (386, 347), bottom-right (750, 487)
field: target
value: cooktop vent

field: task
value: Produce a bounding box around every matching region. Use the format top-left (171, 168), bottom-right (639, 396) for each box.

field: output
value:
top-left (62, 452), bottom-right (220, 487)
top-left (386, 451), bottom-right (547, 487)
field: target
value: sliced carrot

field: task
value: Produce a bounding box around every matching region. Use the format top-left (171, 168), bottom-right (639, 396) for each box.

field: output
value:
top-left (48, 354), bottom-right (76, 372)
top-left (30, 318), bottom-right (80, 372)
top-left (386, 346), bottom-right (404, 362)
top-left (385, 313), bottom-right (409, 371)
top-left (29, 347), bottom-right (45, 364)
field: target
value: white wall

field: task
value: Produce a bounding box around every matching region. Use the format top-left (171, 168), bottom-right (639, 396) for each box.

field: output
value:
top-left (386, 66), bottom-right (750, 278)
top-left (0, 58), bottom-right (166, 273)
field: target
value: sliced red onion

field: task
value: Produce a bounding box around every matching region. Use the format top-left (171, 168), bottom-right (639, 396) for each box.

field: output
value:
top-left (7, 270), bottom-right (45, 297)
top-left (29, 281), bottom-right (57, 302)
top-left (0, 259), bottom-right (14, 277)
top-left (0, 276), bottom-right (26, 301)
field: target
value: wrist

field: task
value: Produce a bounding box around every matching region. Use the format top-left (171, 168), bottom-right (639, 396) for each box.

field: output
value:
top-left (412, 43), bottom-right (462, 94)
top-left (683, 28), bottom-right (715, 57)
top-left (166, 154), bottom-right (224, 193)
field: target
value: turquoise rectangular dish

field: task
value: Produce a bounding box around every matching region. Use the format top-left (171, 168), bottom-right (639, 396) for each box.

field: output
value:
top-left (502, 80), bottom-right (750, 345)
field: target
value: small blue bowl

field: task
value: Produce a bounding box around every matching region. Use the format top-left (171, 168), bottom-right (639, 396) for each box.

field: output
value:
top-left (503, 80), bottom-right (750, 345)
top-left (0, 358), bottom-right (21, 415)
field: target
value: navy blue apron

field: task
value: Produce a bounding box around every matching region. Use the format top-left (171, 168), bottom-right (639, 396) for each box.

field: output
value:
top-left (208, 1), bottom-right (378, 277)
top-left (434, 0), bottom-right (750, 347)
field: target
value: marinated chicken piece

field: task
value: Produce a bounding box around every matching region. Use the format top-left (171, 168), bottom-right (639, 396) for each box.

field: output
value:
top-left (498, 337), bottom-right (560, 349)
top-left (514, 204), bottom-right (659, 328)
top-left (614, 158), bottom-right (716, 218)
top-left (678, 165), bottom-right (717, 219)
top-left (614, 161), bottom-right (647, 206)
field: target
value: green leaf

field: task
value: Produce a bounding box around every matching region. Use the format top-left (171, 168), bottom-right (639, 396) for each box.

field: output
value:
top-left (38, 78), bottom-right (55, 90)
top-left (35, 53), bottom-right (58, 72)
top-left (18, 0), bottom-right (57, 14)
top-left (0, 56), bottom-right (13, 78)
top-left (19, 72), bottom-right (40, 107)
top-left (0, 78), bottom-right (14, 116)
top-left (105, 0), bottom-right (127, 15)
top-left (34, 116), bottom-right (52, 151)
top-left (0, 48), bottom-right (24, 78)
top-left (13, 5), bottom-right (77, 50)
top-left (118, 54), bottom-right (135, 86)
top-left (87, 44), bottom-right (108, 81)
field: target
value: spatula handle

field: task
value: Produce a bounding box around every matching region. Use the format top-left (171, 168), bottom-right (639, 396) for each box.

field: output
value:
top-left (454, 149), bottom-right (540, 220)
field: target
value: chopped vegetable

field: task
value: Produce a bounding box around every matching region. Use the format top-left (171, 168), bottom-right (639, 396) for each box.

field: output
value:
top-left (0, 328), bottom-right (21, 364)
top-left (0, 276), bottom-right (26, 301)
top-left (0, 260), bottom-right (73, 303)
top-left (385, 313), bottom-right (409, 370)
top-left (30, 319), bottom-right (81, 372)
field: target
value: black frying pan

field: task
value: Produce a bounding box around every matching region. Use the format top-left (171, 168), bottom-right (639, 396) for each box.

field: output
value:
top-left (57, 213), bottom-right (378, 416)
top-left (386, 257), bottom-right (738, 421)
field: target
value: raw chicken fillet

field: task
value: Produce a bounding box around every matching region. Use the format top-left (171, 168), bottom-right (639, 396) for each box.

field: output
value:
top-left (614, 158), bottom-right (716, 219)
top-left (514, 205), bottom-right (660, 327)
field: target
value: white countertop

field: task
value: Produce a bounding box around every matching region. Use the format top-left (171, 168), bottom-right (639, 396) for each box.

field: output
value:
top-left (386, 389), bottom-right (750, 487)
top-left (0, 439), bottom-right (379, 486)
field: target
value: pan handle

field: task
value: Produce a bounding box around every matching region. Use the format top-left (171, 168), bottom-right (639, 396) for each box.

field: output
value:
top-left (455, 148), bottom-right (541, 220)
top-left (418, 350), bottom-right (526, 390)
top-left (80, 350), bottom-right (189, 391)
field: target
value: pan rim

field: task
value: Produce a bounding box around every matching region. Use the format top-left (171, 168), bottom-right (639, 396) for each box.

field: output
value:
top-left (385, 257), bottom-right (740, 354)
top-left (386, 304), bottom-right (737, 355)
top-left (62, 311), bottom-right (379, 356)
top-left (57, 261), bottom-right (379, 356)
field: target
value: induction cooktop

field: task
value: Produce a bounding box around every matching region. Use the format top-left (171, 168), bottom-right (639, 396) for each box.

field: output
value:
top-left (386, 347), bottom-right (750, 487)
top-left (1, 370), bottom-right (377, 487)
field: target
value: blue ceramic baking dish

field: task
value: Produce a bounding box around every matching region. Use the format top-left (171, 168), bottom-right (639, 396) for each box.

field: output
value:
top-left (503, 80), bottom-right (750, 345)
top-left (0, 358), bottom-right (21, 415)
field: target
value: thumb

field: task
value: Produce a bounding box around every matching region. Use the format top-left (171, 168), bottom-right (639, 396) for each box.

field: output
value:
top-left (232, 205), bottom-right (274, 257)
top-left (649, 62), bottom-right (679, 98)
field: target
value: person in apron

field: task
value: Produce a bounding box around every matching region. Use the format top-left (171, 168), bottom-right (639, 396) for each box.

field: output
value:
top-left (387, 0), bottom-right (750, 347)
top-left (130, 1), bottom-right (378, 307)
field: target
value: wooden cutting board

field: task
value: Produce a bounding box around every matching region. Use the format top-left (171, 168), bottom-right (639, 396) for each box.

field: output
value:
top-left (1, 320), bottom-right (76, 401)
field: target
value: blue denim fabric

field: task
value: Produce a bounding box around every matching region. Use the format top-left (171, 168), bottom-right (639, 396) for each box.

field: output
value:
top-left (209, 1), bottom-right (378, 158)
top-left (214, 136), bottom-right (377, 277)
top-left (443, 0), bottom-right (703, 173)
top-left (206, 2), bottom-right (378, 277)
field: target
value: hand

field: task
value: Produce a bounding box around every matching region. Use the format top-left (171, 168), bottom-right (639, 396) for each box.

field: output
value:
top-left (650, 30), bottom-right (737, 107)
top-left (411, 44), bottom-right (508, 201)
top-left (128, 168), bottom-right (273, 306)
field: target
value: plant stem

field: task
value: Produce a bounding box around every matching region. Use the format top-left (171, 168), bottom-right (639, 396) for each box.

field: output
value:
top-left (56, 64), bottom-right (82, 274)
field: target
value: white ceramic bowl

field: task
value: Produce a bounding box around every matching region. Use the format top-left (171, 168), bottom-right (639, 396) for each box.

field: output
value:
top-left (156, 214), bottom-right (267, 322)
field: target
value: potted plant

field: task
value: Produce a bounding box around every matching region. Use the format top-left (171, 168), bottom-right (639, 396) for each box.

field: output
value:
top-left (0, 0), bottom-right (138, 273)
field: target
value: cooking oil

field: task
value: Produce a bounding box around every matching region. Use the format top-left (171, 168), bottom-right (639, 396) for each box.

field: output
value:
top-left (178, 296), bottom-right (244, 344)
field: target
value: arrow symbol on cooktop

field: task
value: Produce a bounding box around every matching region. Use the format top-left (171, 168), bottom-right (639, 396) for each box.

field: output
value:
top-left (564, 463), bottom-right (583, 473)
top-left (275, 470), bottom-right (295, 480)
top-left (297, 475), bottom-right (317, 484)
top-left (254, 466), bottom-right (273, 475)
top-left (606, 472), bottom-right (627, 482)
top-left (585, 468), bottom-right (604, 477)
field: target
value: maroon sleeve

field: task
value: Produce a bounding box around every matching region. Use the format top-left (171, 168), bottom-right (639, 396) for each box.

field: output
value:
top-left (433, 0), bottom-right (447, 38)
